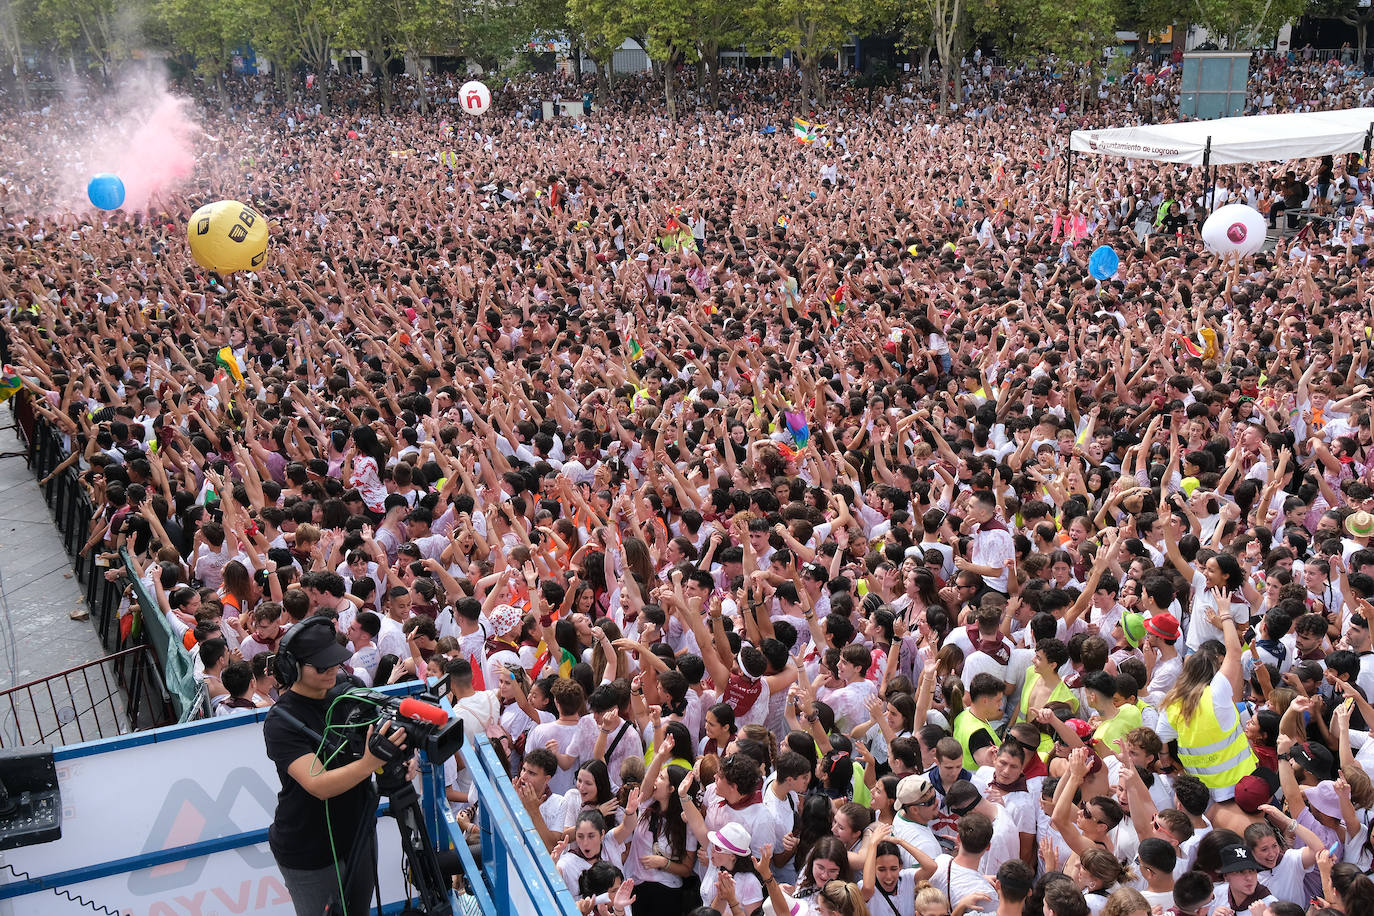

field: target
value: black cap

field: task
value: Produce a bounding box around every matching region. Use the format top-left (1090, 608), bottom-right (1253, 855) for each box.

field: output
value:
top-left (288, 620), bottom-right (351, 670)
top-left (1218, 843), bottom-right (1262, 875)
top-left (1290, 741), bottom-right (1335, 781)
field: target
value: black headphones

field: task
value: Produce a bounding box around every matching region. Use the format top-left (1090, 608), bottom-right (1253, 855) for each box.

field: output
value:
top-left (270, 616), bottom-right (337, 690)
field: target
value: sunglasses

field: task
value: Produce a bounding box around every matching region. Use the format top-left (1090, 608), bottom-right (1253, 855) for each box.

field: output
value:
top-left (1080, 803), bottom-right (1103, 825)
top-left (913, 794), bottom-right (939, 808)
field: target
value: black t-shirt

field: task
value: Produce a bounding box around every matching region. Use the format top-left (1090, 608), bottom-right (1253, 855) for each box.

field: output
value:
top-left (263, 689), bottom-right (376, 869)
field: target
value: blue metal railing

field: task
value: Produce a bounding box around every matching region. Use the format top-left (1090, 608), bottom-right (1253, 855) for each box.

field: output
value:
top-left (442, 733), bottom-right (581, 916)
top-left (0, 682), bottom-right (579, 916)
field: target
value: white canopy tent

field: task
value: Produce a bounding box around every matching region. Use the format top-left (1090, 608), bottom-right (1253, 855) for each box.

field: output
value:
top-left (1063, 107), bottom-right (1374, 206)
top-left (1069, 108), bottom-right (1374, 166)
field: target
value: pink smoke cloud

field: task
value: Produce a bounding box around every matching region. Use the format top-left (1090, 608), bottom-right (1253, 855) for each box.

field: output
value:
top-left (107, 94), bottom-right (198, 213)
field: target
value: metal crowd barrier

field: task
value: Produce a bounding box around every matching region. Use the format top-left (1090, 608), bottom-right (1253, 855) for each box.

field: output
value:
top-left (11, 406), bottom-right (198, 728)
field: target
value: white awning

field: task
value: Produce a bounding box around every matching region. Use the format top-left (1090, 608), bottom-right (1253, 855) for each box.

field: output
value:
top-left (1069, 108), bottom-right (1374, 166)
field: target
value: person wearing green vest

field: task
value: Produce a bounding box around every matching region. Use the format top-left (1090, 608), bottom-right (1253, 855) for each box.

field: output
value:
top-left (1157, 591), bottom-right (1256, 801)
top-left (1083, 670), bottom-right (1141, 754)
top-left (953, 673), bottom-right (1005, 771)
top-left (1016, 638), bottom-right (1077, 760)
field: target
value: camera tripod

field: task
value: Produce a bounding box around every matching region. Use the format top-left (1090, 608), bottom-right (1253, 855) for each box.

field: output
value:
top-left (331, 759), bottom-right (459, 916)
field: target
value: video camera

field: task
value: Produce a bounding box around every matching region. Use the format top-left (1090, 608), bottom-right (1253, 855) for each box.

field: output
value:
top-left (324, 687), bottom-right (465, 788)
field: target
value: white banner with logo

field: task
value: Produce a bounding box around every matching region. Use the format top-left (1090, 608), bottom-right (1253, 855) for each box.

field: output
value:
top-left (0, 713), bottom-right (410, 916)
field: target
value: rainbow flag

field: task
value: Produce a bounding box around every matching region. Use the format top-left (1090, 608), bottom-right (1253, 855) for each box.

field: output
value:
top-left (793, 117), bottom-right (823, 143)
top-left (215, 347), bottom-right (244, 388)
top-left (827, 283), bottom-right (848, 315)
top-left (1180, 330), bottom-right (1216, 360)
top-left (784, 410), bottom-right (810, 448)
top-left (531, 643), bottom-right (576, 679)
top-left (0, 365), bottom-right (21, 405)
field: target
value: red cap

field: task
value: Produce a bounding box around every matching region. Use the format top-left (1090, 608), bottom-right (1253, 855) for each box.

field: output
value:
top-left (1144, 612), bottom-right (1180, 642)
top-left (1066, 719), bottom-right (1094, 739)
top-left (1233, 773), bottom-right (1272, 814)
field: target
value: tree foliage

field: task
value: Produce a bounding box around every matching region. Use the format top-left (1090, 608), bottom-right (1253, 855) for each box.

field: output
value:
top-left (754, 0), bottom-right (883, 106)
top-left (1120, 0), bottom-right (1188, 41)
top-left (999, 0), bottom-right (1120, 64)
top-left (1310, 0), bottom-right (1374, 60)
top-left (1191, 0), bottom-right (1307, 48)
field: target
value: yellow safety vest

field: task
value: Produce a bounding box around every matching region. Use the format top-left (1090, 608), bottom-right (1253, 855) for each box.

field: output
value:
top-left (952, 709), bottom-right (998, 771)
top-left (1166, 685), bottom-right (1256, 790)
top-left (1018, 672), bottom-right (1079, 760)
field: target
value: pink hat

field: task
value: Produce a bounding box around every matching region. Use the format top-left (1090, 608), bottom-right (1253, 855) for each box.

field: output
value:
top-left (1303, 780), bottom-right (1343, 820)
top-left (488, 603), bottom-right (524, 637)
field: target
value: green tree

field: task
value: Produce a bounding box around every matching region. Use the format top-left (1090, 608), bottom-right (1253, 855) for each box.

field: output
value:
top-left (0, 0), bottom-right (29, 103)
top-left (239, 0), bottom-right (305, 101)
top-left (1311, 0), bottom-right (1374, 62)
top-left (1121, 0), bottom-right (1188, 43)
top-left (639, 0), bottom-right (694, 119)
top-left (888, 0), bottom-right (978, 113)
top-left (161, 0), bottom-right (249, 108)
top-left (754, 0), bottom-right (880, 106)
top-left (568, 0), bottom-right (637, 98)
top-left (35, 0), bottom-right (155, 80)
top-left (1191, 0), bottom-right (1306, 48)
top-left (333, 0), bottom-right (406, 112)
top-left (694, 0), bottom-right (748, 106)
top-left (456, 0), bottom-right (562, 74)
top-left (1001, 0), bottom-right (1119, 63)
top-left (277, 0), bottom-right (335, 112)
top-left (995, 0), bottom-right (1119, 110)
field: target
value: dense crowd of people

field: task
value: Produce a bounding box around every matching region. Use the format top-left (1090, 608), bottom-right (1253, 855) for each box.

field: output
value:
top-left (6, 43), bottom-right (1374, 916)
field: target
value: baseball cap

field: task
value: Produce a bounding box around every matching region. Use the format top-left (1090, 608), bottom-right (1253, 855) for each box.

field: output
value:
top-left (1122, 612), bottom-right (1146, 649)
top-left (288, 621), bottom-right (351, 670)
top-left (1218, 843), bottom-right (1262, 874)
top-left (1233, 773), bottom-right (1272, 814)
top-left (763, 894), bottom-right (803, 916)
top-left (967, 729), bottom-right (996, 758)
top-left (895, 774), bottom-right (934, 807)
top-left (1065, 719), bottom-right (1094, 740)
top-left (1290, 741), bottom-right (1336, 782)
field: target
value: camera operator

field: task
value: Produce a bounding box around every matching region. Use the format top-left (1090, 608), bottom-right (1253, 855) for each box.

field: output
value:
top-left (264, 616), bottom-right (409, 916)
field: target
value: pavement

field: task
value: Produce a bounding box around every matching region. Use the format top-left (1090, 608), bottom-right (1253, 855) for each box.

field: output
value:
top-left (0, 421), bottom-right (113, 745)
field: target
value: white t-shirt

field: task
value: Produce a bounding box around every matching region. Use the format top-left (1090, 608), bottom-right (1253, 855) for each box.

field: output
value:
top-left (1258, 846), bottom-right (1308, 904)
top-left (980, 805), bottom-right (1025, 875)
top-left (528, 719), bottom-right (593, 795)
top-left (931, 854), bottom-right (998, 914)
top-left (863, 869), bottom-right (920, 916)
top-left (891, 816), bottom-right (942, 867)
top-left (1183, 571), bottom-right (1247, 649)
